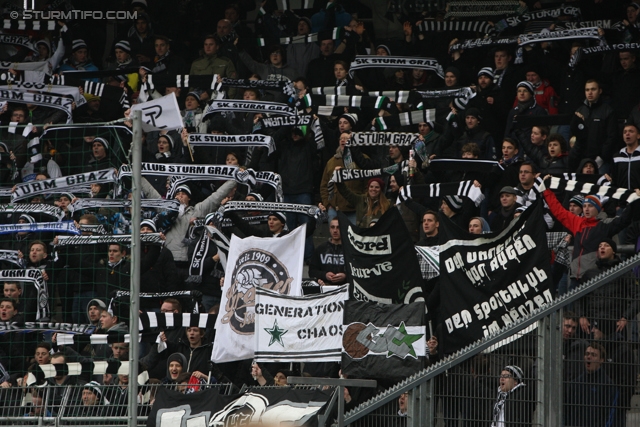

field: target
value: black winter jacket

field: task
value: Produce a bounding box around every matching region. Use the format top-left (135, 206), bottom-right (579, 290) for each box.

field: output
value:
top-left (611, 146), bottom-right (640, 190)
top-left (308, 240), bottom-right (345, 283)
top-left (574, 99), bottom-right (618, 162)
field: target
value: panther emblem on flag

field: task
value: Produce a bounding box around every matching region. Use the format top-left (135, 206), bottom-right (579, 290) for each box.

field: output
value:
top-left (221, 249), bottom-right (292, 335)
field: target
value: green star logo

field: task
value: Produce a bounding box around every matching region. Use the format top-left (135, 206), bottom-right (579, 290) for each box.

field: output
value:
top-left (389, 322), bottom-right (423, 358)
top-left (264, 319), bottom-right (288, 347)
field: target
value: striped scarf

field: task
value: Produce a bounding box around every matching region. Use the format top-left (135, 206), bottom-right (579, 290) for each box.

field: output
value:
top-left (374, 109), bottom-right (436, 130)
top-left (547, 177), bottom-right (639, 204)
top-left (397, 182), bottom-right (485, 206)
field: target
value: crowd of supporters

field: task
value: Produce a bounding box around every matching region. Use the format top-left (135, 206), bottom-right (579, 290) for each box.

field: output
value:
top-left (0, 0), bottom-right (639, 424)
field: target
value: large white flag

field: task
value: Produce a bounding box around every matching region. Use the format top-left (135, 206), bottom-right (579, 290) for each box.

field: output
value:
top-left (130, 92), bottom-right (183, 132)
top-left (212, 225), bottom-right (306, 363)
top-left (255, 284), bottom-right (348, 363)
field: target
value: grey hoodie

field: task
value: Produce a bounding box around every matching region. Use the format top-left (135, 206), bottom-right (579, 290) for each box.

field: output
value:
top-left (86, 298), bottom-right (107, 327)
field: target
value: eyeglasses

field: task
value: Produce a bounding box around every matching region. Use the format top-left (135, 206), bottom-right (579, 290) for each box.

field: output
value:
top-left (499, 374), bottom-right (513, 379)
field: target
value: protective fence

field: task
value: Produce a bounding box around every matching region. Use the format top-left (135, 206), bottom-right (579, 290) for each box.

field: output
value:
top-left (0, 382), bottom-right (234, 426)
top-left (343, 255), bottom-right (640, 427)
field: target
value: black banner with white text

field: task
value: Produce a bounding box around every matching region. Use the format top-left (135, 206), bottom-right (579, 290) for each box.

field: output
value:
top-left (437, 200), bottom-right (552, 354)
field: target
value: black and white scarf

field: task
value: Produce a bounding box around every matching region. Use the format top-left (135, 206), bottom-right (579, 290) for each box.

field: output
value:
top-left (54, 233), bottom-right (164, 247)
top-left (0, 60), bottom-right (50, 73)
top-left (496, 5), bottom-right (581, 30)
top-left (397, 182), bottom-right (485, 206)
top-left (558, 173), bottom-right (609, 186)
top-left (12, 168), bottom-right (117, 202)
top-left (188, 133), bottom-right (275, 156)
top-left (204, 100), bottom-right (297, 117)
top-left (327, 164), bottom-right (402, 199)
top-left (302, 94), bottom-right (389, 110)
top-left (120, 163), bottom-right (241, 180)
top-left (138, 311), bottom-right (216, 329)
top-left (311, 86), bottom-right (348, 95)
top-left (187, 228), bottom-right (211, 284)
top-left (555, 20), bottom-right (626, 32)
top-left (2, 20), bottom-right (56, 31)
top-left (28, 360), bottom-right (143, 381)
top-left (77, 224), bottom-right (108, 235)
top-left (70, 198), bottom-right (180, 213)
top-left (492, 383), bottom-right (525, 426)
top-left (216, 215), bottom-right (269, 229)
top-left (449, 36), bottom-right (518, 53)
top-left (261, 114), bottom-right (312, 128)
top-left (0, 268), bottom-right (47, 320)
top-left (417, 20), bottom-right (494, 34)
top-left (55, 66), bottom-right (139, 79)
top-left (0, 89), bottom-right (73, 123)
top-left (518, 27), bottom-right (601, 46)
top-left (348, 132), bottom-right (420, 146)
top-left (375, 109), bottom-right (436, 130)
top-left (444, 1), bottom-right (524, 19)
top-left (367, 90), bottom-right (423, 104)
top-left (547, 177), bottom-right (638, 204)
top-left (0, 250), bottom-right (25, 267)
top-left (211, 76), bottom-right (296, 97)
top-left (582, 42), bottom-right (640, 55)
top-left (416, 87), bottom-right (475, 100)
top-left (111, 290), bottom-right (204, 313)
top-left (350, 55), bottom-right (444, 79)
top-left (257, 27), bottom-right (341, 46)
top-left (0, 361), bottom-right (9, 383)
top-left (0, 82), bottom-right (86, 109)
top-left (218, 200), bottom-right (324, 219)
top-left (0, 203), bottom-right (65, 221)
top-left (161, 167), bottom-right (283, 202)
top-left (186, 223), bottom-right (231, 283)
top-left (0, 221), bottom-right (80, 235)
top-left (81, 80), bottom-right (130, 110)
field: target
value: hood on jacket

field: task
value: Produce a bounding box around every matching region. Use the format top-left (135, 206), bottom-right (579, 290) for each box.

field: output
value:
top-left (86, 298), bottom-right (107, 325)
top-left (166, 352), bottom-right (188, 379)
top-left (35, 39), bottom-right (51, 59)
top-left (576, 158), bottom-right (599, 175)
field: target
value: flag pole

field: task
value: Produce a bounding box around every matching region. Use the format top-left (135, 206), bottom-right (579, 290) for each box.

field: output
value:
top-left (128, 110), bottom-right (142, 426)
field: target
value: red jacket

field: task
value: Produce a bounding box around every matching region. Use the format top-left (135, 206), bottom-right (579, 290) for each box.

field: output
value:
top-left (543, 189), bottom-right (631, 280)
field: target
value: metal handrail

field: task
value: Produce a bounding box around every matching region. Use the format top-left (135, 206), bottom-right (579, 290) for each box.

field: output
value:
top-left (342, 252), bottom-right (640, 425)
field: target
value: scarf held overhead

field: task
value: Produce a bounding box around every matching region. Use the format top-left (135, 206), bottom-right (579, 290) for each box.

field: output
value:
top-left (397, 182), bottom-right (485, 206)
top-left (350, 56), bottom-right (444, 79)
top-left (204, 100), bottom-right (297, 117)
top-left (187, 133), bottom-right (275, 156)
top-left (11, 168), bottom-right (116, 202)
top-left (348, 132), bottom-right (420, 146)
